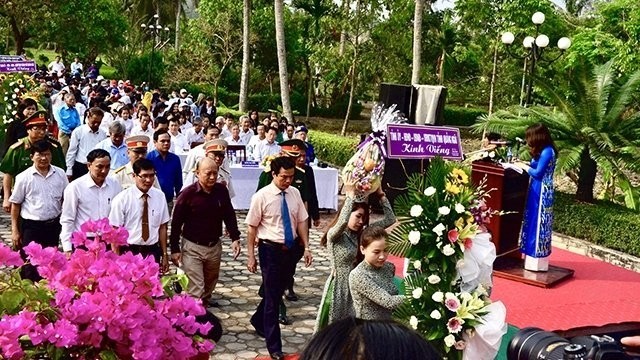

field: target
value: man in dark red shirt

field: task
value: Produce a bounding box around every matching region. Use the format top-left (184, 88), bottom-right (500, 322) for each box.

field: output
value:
top-left (170, 157), bottom-right (241, 306)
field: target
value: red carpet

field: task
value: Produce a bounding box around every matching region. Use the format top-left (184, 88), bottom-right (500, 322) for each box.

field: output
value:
top-left (389, 247), bottom-right (640, 332)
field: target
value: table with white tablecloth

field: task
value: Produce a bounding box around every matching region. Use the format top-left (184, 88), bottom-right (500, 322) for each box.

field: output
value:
top-left (229, 164), bottom-right (339, 210)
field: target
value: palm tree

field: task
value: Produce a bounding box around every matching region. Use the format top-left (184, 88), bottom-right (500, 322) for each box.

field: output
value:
top-left (411, 0), bottom-right (425, 84)
top-left (474, 60), bottom-right (640, 208)
top-left (239, 0), bottom-right (251, 113)
top-left (274, 0), bottom-right (294, 122)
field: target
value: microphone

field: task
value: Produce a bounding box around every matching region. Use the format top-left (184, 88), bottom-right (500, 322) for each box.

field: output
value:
top-left (515, 137), bottom-right (526, 144)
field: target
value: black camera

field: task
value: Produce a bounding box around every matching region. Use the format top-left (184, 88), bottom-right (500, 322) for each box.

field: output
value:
top-left (508, 327), bottom-right (638, 360)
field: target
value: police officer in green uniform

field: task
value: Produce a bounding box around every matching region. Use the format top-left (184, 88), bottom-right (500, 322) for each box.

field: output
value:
top-left (256, 139), bottom-right (309, 326)
top-left (1, 111), bottom-right (66, 212)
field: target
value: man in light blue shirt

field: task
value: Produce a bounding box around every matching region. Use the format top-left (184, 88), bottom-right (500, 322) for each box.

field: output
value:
top-left (55, 93), bottom-right (81, 156)
top-left (93, 121), bottom-right (128, 170)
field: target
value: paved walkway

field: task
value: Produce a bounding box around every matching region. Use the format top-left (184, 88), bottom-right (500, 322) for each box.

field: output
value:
top-left (0, 210), bottom-right (332, 360)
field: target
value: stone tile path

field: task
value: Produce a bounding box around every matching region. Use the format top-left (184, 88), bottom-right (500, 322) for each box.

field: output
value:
top-left (0, 210), bottom-right (333, 360)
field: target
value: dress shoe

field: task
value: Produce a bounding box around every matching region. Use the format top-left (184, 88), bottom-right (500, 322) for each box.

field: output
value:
top-left (269, 351), bottom-right (285, 360)
top-left (250, 319), bottom-right (265, 338)
top-left (278, 314), bottom-right (290, 325)
top-left (284, 289), bottom-right (298, 302)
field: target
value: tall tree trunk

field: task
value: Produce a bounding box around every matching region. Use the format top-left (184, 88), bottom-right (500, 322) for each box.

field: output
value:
top-left (341, 0), bottom-right (361, 137)
top-left (437, 50), bottom-right (445, 85)
top-left (239, 0), bottom-right (252, 113)
top-left (304, 57), bottom-right (313, 121)
top-left (274, 0), bottom-right (293, 122)
top-left (338, 0), bottom-right (350, 56)
top-left (9, 17), bottom-right (28, 56)
top-left (175, 1), bottom-right (181, 52)
top-left (411, 0), bottom-right (424, 84)
top-left (576, 146), bottom-right (597, 203)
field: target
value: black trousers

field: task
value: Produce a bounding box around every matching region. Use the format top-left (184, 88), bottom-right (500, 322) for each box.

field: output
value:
top-left (251, 241), bottom-right (293, 354)
top-left (120, 243), bottom-right (162, 263)
top-left (71, 161), bottom-right (88, 181)
top-left (19, 217), bottom-right (61, 281)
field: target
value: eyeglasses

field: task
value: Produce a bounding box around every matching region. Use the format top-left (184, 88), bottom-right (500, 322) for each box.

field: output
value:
top-left (136, 173), bottom-right (156, 180)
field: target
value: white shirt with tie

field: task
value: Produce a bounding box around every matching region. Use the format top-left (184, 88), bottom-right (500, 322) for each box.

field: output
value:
top-left (60, 174), bottom-right (122, 251)
top-left (109, 186), bottom-right (170, 246)
top-left (65, 125), bottom-right (108, 175)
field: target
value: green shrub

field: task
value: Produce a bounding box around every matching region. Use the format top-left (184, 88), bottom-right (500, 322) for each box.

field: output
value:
top-left (216, 106), bottom-right (245, 118)
top-left (443, 105), bottom-right (487, 127)
top-left (311, 96), bottom-right (363, 119)
top-left (553, 191), bottom-right (640, 257)
top-left (309, 130), bottom-right (360, 167)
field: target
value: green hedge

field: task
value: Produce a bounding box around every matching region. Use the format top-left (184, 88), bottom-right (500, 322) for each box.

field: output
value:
top-left (553, 192), bottom-right (640, 257)
top-left (309, 130), bottom-right (360, 167)
top-left (443, 105), bottom-right (487, 127)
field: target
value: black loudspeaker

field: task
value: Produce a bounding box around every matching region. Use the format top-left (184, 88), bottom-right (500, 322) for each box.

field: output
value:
top-left (378, 83), bottom-right (416, 123)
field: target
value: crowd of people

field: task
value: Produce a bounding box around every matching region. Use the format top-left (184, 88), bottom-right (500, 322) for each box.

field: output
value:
top-left (0, 73), bottom-right (379, 359)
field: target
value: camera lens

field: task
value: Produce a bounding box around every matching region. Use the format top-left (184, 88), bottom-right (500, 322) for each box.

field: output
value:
top-left (508, 327), bottom-right (571, 360)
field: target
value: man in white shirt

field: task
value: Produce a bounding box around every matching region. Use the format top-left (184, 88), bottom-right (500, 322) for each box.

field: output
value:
top-left (9, 140), bottom-right (69, 280)
top-left (130, 113), bottom-right (154, 139)
top-left (255, 127), bottom-right (281, 162)
top-left (239, 116), bottom-right (255, 145)
top-left (48, 56), bottom-right (65, 77)
top-left (247, 124), bottom-right (266, 160)
top-left (225, 124), bottom-right (244, 145)
top-left (65, 107), bottom-right (108, 181)
top-left (182, 125), bottom-right (221, 185)
top-left (60, 149), bottom-right (123, 253)
top-left (185, 117), bottom-right (204, 147)
top-left (109, 158), bottom-right (170, 272)
top-left (283, 124), bottom-right (295, 141)
top-left (70, 57), bottom-right (83, 77)
top-left (94, 121), bottom-right (129, 170)
top-left (220, 114), bottom-right (235, 139)
top-left (168, 118), bottom-right (190, 155)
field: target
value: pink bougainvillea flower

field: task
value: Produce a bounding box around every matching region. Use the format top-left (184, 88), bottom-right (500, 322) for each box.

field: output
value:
top-left (0, 243), bottom-right (23, 267)
top-left (23, 242), bottom-right (67, 279)
top-left (447, 229), bottom-right (459, 244)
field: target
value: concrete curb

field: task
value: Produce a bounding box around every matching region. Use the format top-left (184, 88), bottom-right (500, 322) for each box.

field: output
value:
top-left (552, 232), bottom-right (640, 273)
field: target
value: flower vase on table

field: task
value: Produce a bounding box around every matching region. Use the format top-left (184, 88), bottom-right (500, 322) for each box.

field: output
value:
top-left (387, 157), bottom-right (507, 360)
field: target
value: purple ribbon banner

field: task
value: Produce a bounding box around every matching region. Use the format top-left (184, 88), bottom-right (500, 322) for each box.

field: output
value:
top-left (0, 60), bottom-right (37, 73)
top-left (386, 124), bottom-right (463, 161)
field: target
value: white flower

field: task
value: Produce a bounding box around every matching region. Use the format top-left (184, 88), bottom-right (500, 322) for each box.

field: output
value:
top-left (11, 93), bottom-right (17, 99)
top-left (9, 82), bottom-right (15, 86)
top-left (438, 206), bottom-right (451, 216)
top-left (436, 240), bottom-right (443, 249)
top-left (432, 291), bottom-right (444, 302)
top-left (489, 151), bottom-right (496, 158)
top-left (412, 287), bottom-right (423, 299)
top-left (432, 223), bottom-right (446, 236)
top-left (409, 315), bottom-right (419, 330)
top-left (444, 334), bottom-right (457, 347)
top-left (454, 203), bottom-right (465, 214)
top-left (430, 310), bottom-right (442, 320)
top-left (460, 292), bottom-right (473, 302)
top-left (428, 274), bottom-right (441, 284)
top-left (413, 260), bottom-right (422, 270)
top-left (3, 96), bottom-right (7, 101)
top-left (410, 205), bottom-right (423, 217)
top-left (408, 231), bottom-right (421, 245)
top-left (442, 244), bottom-right (455, 256)
top-left (13, 88), bottom-right (19, 93)
top-left (423, 186), bottom-right (436, 196)
top-left (12, 100), bottom-right (17, 105)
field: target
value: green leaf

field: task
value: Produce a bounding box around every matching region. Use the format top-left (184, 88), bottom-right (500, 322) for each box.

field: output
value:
top-left (0, 289), bottom-right (25, 314)
top-left (99, 349), bottom-right (119, 360)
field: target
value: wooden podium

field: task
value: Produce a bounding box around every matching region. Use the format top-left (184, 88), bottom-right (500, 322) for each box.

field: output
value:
top-left (471, 160), bottom-right (574, 287)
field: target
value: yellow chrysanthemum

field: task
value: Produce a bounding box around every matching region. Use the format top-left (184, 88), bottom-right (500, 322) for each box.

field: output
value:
top-left (451, 168), bottom-right (469, 185)
top-left (445, 182), bottom-right (461, 195)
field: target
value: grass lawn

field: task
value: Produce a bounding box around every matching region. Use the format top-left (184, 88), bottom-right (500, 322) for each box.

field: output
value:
top-left (13, 48), bottom-right (118, 79)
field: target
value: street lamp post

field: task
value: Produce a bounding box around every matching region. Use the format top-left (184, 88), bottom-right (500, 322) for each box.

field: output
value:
top-left (140, 14), bottom-right (171, 88)
top-left (501, 12), bottom-right (571, 106)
